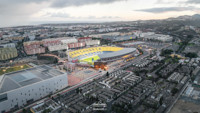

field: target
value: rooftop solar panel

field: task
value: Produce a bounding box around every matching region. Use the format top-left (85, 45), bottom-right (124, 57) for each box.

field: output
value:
top-left (10, 74), bottom-right (26, 83)
top-left (19, 78), bottom-right (41, 86)
top-left (9, 72), bottom-right (37, 83)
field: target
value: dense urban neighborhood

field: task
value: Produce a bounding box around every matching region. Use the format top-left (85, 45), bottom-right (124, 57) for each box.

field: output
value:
top-left (1, 14), bottom-right (200, 113)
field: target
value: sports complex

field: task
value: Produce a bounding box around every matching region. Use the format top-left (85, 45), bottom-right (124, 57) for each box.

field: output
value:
top-left (69, 46), bottom-right (138, 65)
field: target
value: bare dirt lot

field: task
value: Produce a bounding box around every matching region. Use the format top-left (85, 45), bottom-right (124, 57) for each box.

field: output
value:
top-left (170, 99), bottom-right (200, 113)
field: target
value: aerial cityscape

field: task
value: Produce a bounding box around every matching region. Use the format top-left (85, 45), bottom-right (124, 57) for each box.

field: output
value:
top-left (1, 0), bottom-right (200, 113)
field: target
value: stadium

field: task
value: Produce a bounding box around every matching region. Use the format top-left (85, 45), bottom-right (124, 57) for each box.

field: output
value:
top-left (69, 46), bottom-right (138, 65)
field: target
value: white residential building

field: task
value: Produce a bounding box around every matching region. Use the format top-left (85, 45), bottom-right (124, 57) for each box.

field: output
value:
top-left (48, 44), bottom-right (68, 52)
top-left (86, 40), bottom-right (100, 46)
top-left (0, 43), bottom-right (16, 48)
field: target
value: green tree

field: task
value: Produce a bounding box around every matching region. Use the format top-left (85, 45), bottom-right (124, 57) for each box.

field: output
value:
top-left (171, 87), bottom-right (179, 96)
top-left (185, 52), bottom-right (198, 58)
top-left (22, 108), bottom-right (27, 113)
top-left (159, 96), bottom-right (163, 105)
top-left (161, 49), bottom-right (173, 56)
top-left (106, 72), bottom-right (109, 77)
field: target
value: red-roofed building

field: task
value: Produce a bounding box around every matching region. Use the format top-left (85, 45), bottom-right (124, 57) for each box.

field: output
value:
top-left (68, 42), bottom-right (86, 49)
top-left (23, 41), bottom-right (46, 55)
top-left (78, 37), bottom-right (92, 42)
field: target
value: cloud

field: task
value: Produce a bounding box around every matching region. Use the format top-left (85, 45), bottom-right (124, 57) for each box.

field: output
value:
top-left (86, 16), bottom-right (120, 19)
top-left (100, 16), bottom-right (120, 19)
top-left (135, 6), bottom-right (200, 13)
top-left (0, 2), bottom-right (49, 27)
top-left (156, 0), bottom-right (174, 4)
top-left (45, 12), bottom-right (70, 18)
top-left (156, 0), bottom-right (184, 4)
top-left (0, 0), bottom-right (125, 16)
top-left (187, 0), bottom-right (200, 4)
top-left (50, 0), bottom-right (125, 8)
top-left (0, 0), bottom-right (126, 27)
top-left (44, 12), bottom-right (121, 20)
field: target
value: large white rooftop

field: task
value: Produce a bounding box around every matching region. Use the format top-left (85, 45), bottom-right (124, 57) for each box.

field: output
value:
top-left (0, 65), bottom-right (65, 94)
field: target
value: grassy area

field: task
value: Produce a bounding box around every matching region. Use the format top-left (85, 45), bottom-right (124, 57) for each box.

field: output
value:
top-left (176, 35), bottom-right (194, 53)
top-left (164, 56), bottom-right (180, 64)
top-left (175, 42), bottom-right (183, 45)
top-left (80, 55), bottom-right (100, 63)
top-left (175, 42), bottom-right (195, 46)
top-left (165, 58), bottom-right (171, 63)
top-left (187, 43), bottom-right (195, 46)
top-left (0, 64), bottom-right (31, 75)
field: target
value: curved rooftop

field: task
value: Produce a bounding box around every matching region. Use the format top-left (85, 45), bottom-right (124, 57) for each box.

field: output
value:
top-left (69, 46), bottom-right (123, 58)
top-left (98, 48), bottom-right (137, 59)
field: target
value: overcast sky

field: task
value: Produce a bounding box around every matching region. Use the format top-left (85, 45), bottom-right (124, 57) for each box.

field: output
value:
top-left (0, 0), bottom-right (200, 27)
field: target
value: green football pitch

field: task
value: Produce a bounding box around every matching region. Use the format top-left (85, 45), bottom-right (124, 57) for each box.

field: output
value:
top-left (80, 55), bottom-right (100, 63)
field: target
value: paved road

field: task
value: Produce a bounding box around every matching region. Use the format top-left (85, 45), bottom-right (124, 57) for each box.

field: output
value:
top-left (165, 81), bottom-right (189, 113)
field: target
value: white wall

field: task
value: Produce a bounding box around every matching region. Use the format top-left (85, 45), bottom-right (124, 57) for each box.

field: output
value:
top-left (0, 73), bottom-right (68, 112)
top-left (0, 43), bottom-right (16, 48)
top-left (86, 40), bottom-right (100, 46)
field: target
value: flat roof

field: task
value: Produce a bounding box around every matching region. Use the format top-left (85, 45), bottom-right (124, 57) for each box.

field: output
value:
top-left (122, 41), bottom-right (145, 46)
top-left (0, 65), bottom-right (65, 94)
top-left (98, 48), bottom-right (136, 59)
